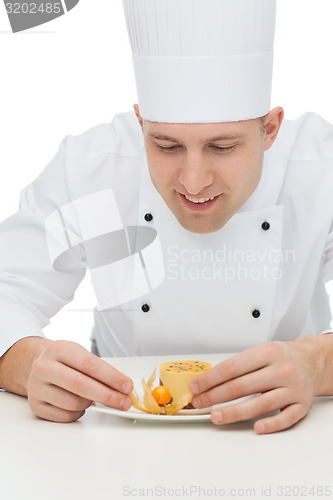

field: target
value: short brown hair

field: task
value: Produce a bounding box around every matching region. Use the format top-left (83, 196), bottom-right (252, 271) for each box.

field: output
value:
top-left (258, 116), bottom-right (265, 135)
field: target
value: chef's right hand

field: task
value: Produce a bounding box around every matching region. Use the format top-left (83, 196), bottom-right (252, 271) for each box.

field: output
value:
top-left (27, 340), bottom-right (133, 423)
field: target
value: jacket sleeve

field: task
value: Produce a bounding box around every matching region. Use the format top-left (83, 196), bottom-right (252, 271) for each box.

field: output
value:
top-left (0, 137), bottom-right (86, 357)
top-left (323, 220), bottom-right (333, 282)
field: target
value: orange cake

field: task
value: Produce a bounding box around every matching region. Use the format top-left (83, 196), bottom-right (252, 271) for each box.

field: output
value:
top-left (159, 360), bottom-right (212, 402)
top-left (129, 360), bottom-right (211, 415)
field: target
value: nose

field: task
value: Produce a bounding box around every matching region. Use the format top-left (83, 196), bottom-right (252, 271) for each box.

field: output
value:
top-left (178, 154), bottom-right (214, 195)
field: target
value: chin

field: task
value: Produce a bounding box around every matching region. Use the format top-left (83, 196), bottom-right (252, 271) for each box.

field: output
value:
top-left (165, 197), bottom-right (231, 234)
top-left (177, 217), bottom-right (226, 234)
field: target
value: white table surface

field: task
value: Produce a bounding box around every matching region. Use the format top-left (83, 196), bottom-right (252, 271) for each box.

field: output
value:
top-left (1, 353), bottom-right (333, 500)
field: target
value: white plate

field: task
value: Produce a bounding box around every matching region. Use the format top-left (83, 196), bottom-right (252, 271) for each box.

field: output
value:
top-left (88, 353), bottom-right (231, 423)
top-left (90, 402), bottom-right (213, 422)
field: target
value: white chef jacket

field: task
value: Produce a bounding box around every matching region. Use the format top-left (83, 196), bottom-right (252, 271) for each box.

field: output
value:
top-left (1, 110), bottom-right (333, 358)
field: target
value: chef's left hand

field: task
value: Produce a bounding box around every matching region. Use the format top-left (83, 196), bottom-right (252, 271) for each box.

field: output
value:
top-left (189, 337), bottom-right (327, 434)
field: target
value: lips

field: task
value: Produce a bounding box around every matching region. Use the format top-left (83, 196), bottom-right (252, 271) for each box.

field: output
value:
top-left (179, 192), bottom-right (220, 211)
top-left (184, 195), bottom-right (216, 204)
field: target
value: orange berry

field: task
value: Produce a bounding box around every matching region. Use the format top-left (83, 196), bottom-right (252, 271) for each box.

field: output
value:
top-left (152, 386), bottom-right (172, 405)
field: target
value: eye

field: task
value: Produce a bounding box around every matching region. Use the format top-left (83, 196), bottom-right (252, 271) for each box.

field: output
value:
top-left (157, 145), bottom-right (179, 152)
top-left (211, 145), bottom-right (235, 153)
top-left (156, 144), bottom-right (235, 153)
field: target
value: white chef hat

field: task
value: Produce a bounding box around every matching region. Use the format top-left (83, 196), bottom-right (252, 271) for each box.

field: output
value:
top-left (122, 0), bottom-right (276, 123)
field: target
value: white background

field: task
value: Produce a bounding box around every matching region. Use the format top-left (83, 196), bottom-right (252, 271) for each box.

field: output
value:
top-left (1, 0), bottom-right (333, 350)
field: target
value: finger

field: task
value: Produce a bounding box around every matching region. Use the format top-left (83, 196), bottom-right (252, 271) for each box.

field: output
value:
top-left (30, 400), bottom-right (86, 423)
top-left (42, 361), bottom-right (132, 411)
top-left (48, 341), bottom-right (133, 394)
top-left (31, 344), bottom-right (133, 411)
top-left (190, 342), bottom-right (286, 395)
top-left (37, 384), bottom-right (92, 413)
top-left (38, 362), bottom-right (132, 410)
top-left (254, 403), bottom-right (308, 434)
top-left (210, 388), bottom-right (294, 426)
top-left (192, 364), bottom-right (284, 408)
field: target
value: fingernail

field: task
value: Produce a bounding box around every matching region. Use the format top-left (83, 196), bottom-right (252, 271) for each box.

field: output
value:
top-left (190, 382), bottom-right (198, 394)
top-left (120, 397), bottom-right (131, 411)
top-left (122, 381), bottom-right (132, 394)
top-left (212, 411), bottom-right (223, 425)
top-left (192, 396), bottom-right (201, 408)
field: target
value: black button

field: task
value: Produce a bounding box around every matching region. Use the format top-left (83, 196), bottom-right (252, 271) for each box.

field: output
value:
top-left (261, 221), bottom-right (270, 231)
top-left (141, 304), bottom-right (150, 313)
top-left (252, 309), bottom-right (261, 319)
top-left (144, 213), bottom-right (153, 222)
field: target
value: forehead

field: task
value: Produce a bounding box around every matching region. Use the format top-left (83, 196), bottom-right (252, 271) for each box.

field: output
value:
top-left (145, 119), bottom-right (255, 143)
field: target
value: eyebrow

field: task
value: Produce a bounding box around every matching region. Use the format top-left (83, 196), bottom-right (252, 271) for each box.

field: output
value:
top-left (148, 133), bottom-right (244, 143)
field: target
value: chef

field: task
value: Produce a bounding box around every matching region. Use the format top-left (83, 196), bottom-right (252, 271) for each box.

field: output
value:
top-left (1, 0), bottom-right (333, 433)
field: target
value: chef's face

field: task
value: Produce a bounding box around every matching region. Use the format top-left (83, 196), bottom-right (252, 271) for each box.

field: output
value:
top-left (134, 105), bottom-right (284, 234)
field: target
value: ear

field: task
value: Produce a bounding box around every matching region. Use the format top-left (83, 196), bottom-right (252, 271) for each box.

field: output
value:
top-left (263, 107), bottom-right (284, 152)
top-left (133, 104), bottom-right (144, 131)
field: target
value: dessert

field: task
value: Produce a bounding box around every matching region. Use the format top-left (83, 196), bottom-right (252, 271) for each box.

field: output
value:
top-left (159, 360), bottom-right (212, 403)
top-left (129, 360), bottom-right (211, 415)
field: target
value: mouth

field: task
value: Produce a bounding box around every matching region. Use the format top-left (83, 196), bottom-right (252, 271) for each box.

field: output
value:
top-left (178, 192), bottom-right (220, 211)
